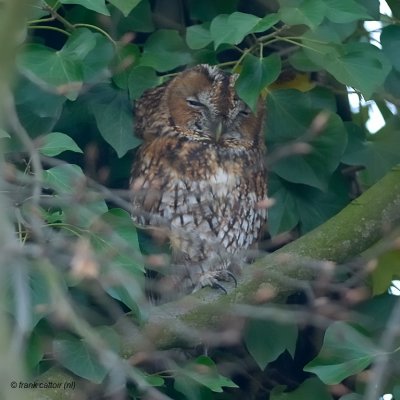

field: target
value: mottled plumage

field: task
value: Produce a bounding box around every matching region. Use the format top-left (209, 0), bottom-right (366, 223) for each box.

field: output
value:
top-left (130, 64), bottom-right (267, 292)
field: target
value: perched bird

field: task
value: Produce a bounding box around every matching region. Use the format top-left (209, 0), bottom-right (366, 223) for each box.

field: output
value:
top-left (130, 64), bottom-right (267, 293)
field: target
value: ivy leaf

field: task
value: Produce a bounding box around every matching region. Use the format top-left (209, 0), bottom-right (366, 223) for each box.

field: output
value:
top-left (140, 30), bottom-right (192, 72)
top-left (279, 0), bottom-right (325, 30)
top-left (108, 0), bottom-right (141, 16)
top-left (186, 23), bottom-right (212, 50)
top-left (252, 13), bottom-right (280, 33)
top-left (270, 378), bottom-right (332, 400)
top-left (59, 0), bottom-right (110, 15)
top-left (128, 66), bottom-right (162, 100)
top-left (371, 249), bottom-right (400, 295)
top-left (267, 89), bottom-right (347, 190)
top-left (244, 318), bottom-right (298, 370)
top-left (17, 29), bottom-right (103, 100)
top-left (53, 336), bottom-right (109, 383)
top-left (236, 54), bottom-right (281, 111)
top-left (268, 172), bottom-right (350, 236)
top-left (381, 25), bottom-right (400, 72)
top-left (38, 132), bottom-right (83, 157)
top-left (43, 164), bottom-right (108, 227)
top-left (175, 356), bottom-right (238, 395)
top-left (321, 0), bottom-right (370, 23)
top-left (210, 12), bottom-right (261, 49)
top-left (304, 322), bottom-right (377, 384)
top-left (90, 85), bottom-right (141, 157)
top-left (43, 164), bottom-right (85, 194)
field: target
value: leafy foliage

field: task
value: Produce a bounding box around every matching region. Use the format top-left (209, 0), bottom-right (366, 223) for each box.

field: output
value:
top-left (2, 0), bottom-right (400, 399)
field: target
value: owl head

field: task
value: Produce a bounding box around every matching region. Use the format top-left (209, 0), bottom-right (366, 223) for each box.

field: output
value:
top-left (165, 64), bottom-right (265, 149)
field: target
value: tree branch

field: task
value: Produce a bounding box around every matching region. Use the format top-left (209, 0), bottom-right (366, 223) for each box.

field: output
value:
top-left (29, 165), bottom-right (400, 399)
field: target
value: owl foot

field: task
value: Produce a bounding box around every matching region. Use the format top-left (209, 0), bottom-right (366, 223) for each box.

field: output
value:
top-left (193, 270), bottom-right (238, 293)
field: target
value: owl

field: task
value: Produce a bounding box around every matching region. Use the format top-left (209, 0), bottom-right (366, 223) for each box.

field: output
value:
top-left (130, 64), bottom-right (267, 294)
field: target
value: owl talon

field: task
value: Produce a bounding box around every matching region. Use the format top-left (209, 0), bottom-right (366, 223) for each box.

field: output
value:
top-left (226, 271), bottom-right (238, 287)
top-left (212, 282), bottom-right (228, 294)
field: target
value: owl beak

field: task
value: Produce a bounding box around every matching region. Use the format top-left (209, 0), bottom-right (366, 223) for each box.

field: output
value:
top-left (215, 121), bottom-right (223, 142)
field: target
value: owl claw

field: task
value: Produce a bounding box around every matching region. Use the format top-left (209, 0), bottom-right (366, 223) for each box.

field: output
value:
top-left (212, 282), bottom-right (228, 294)
top-left (226, 271), bottom-right (238, 287)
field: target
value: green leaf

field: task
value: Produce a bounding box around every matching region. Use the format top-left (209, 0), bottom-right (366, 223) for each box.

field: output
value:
top-left (371, 249), bottom-right (400, 295)
top-left (186, 23), bottom-right (212, 50)
top-left (266, 89), bottom-right (347, 190)
top-left (321, 0), bottom-right (370, 23)
top-left (53, 336), bottom-right (109, 383)
top-left (252, 13), bottom-right (280, 33)
top-left (210, 12), bottom-right (261, 49)
top-left (43, 164), bottom-right (85, 194)
top-left (270, 378), bottom-right (332, 400)
top-left (140, 30), bottom-right (192, 72)
top-left (187, 0), bottom-right (239, 22)
top-left (90, 85), bottom-right (142, 157)
top-left (304, 322), bottom-right (377, 384)
top-left (342, 119), bottom-right (400, 186)
top-left (38, 132), bottom-right (83, 156)
top-left (59, 0), bottom-right (110, 15)
top-left (43, 164), bottom-right (108, 227)
top-left (17, 44), bottom-right (83, 100)
top-left (236, 54), bottom-right (281, 111)
top-left (176, 356), bottom-right (238, 394)
top-left (244, 318), bottom-right (298, 370)
top-left (14, 77), bottom-right (66, 137)
top-left (381, 25), bottom-right (400, 72)
top-left (108, 0), bottom-right (141, 16)
top-left (0, 129), bottom-right (10, 138)
top-left (17, 29), bottom-right (104, 101)
top-left (128, 66), bottom-right (162, 100)
top-left (268, 172), bottom-right (349, 236)
top-left (279, 0), bottom-right (325, 30)
top-left (116, 0), bottom-right (154, 33)
top-left (112, 44), bottom-right (141, 90)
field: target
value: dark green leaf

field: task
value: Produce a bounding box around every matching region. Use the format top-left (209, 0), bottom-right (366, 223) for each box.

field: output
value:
top-left (140, 30), bottom-right (192, 72)
top-left (60, 0), bottom-right (110, 15)
top-left (38, 132), bottom-right (83, 156)
top-left (187, 0), bottom-right (239, 22)
top-left (210, 12), bottom-right (261, 49)
top-left (342, 118), bottom-right (400, 186)
top-left (244, 318), bottom-right (298, 370)
top-left (90, 85), bottom-right (141, 157)
top-left (128, 66), bottom-right (162, 100)
top-left (17, 44), bottom-right (83, 100)
top-left (53, 336), bottom-right (109, 383)
top-left (116, 0), bottom-right (154, 33)
top-left (304, 322), bottom-right (377, 384)
top-left (381, 25), bottom-right (400, 72)
top-left (176, 356), bottom-right (238, 393)
top-left (270, 378), bottom-right (332, 400)
top-left (112, 44), bottom-right (141, 90)
top-left (186, 23), bottom-right (212, 50)
top-left (268, 172), bottom-right (350, 236)
top-left (236, 54), bottom-right (281, 111)
top-left (267, 89), bottom-right (347, 190)
top-left (108, 0), bottom-right (141, 17)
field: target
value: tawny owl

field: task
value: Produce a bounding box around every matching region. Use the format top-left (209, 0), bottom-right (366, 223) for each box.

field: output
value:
top-left (130, 64), bottom-right (267, 293)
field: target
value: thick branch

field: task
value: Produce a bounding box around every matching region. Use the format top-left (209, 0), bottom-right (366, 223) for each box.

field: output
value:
top-left (117, 165), bottom-right (400, 356)
top-left (30, 165), bottom-right (400, 399)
